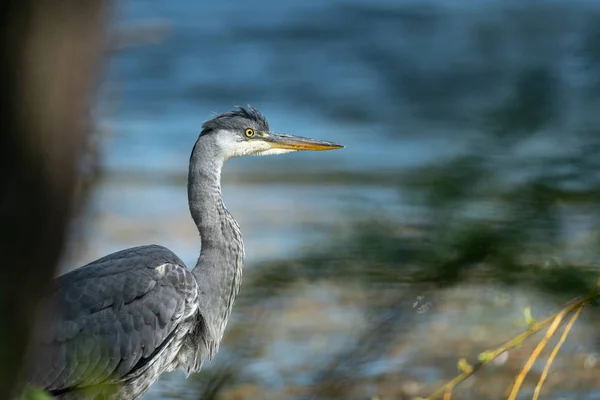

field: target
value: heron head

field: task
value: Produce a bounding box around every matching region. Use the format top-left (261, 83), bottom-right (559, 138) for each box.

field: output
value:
top-left (198, 106), bottom-right (343, 160)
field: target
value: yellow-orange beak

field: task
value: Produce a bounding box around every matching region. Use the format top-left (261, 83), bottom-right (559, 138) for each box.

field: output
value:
top-left (262, 132), bottom-right (343, 151)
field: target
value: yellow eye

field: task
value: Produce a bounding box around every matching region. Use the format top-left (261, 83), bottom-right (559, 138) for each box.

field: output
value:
top-left (244, 128), bottom-right (255, 138)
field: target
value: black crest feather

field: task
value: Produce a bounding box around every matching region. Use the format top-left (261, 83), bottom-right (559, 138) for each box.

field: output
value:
top-left (200, 105), bottom-right (269, 135)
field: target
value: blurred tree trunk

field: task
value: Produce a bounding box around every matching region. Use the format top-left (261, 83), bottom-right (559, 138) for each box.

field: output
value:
top-left (0, 0), bottom-right (109, 396)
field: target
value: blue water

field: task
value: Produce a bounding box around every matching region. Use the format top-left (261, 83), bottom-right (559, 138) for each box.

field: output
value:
top-left (102, 0), bottom-right (600, 180)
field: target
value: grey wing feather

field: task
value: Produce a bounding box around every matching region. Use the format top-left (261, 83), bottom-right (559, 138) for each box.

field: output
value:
top-left (27, 245), bottom-right (199, 393)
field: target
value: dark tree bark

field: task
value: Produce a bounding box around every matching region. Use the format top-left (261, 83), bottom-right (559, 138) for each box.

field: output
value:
top-left (0, 0), bottom-right (109, 396)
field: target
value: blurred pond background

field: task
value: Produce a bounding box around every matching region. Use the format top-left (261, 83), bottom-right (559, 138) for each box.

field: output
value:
top-left (63, 0), bottom-right (600, 398)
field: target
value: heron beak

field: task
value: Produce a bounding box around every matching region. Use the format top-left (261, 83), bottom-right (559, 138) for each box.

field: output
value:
top-left (261, 132), bottom-right (343, 151)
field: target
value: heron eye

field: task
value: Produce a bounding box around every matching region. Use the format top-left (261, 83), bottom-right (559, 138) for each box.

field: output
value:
top-left (244, 128), bottom-right (255, 138)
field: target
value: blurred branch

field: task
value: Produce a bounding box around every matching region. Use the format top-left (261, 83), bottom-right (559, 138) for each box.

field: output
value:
top-left (506, 304), bottom-right (570, 400)
top-left (306, 304), bottom-right (415, 399)
top-left (531, 305), bottom-right (583, 400)
top-left (0, 0), bottom-right (110, 396)
top-left (421, 283), bottom-right (600, 400)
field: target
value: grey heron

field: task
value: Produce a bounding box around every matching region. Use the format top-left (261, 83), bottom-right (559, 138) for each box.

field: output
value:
top-left (24, 106), bottom-right (343, 399)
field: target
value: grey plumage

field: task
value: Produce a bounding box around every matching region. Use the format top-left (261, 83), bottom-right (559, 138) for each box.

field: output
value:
top-left (29, 246), bottom-right (199, 399)
top-left (24, 106), bottom-right (342, 399)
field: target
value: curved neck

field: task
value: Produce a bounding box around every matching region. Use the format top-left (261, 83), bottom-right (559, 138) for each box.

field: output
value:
top-left (187, 136), bottom-right (245, 349)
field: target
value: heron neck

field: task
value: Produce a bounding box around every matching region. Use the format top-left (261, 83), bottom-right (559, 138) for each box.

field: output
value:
top-left (187, 138), bottom-right (245, 347)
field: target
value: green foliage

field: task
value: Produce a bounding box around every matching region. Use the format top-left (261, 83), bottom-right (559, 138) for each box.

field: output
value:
top-left (20, 388), bottom-right (52, 400)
